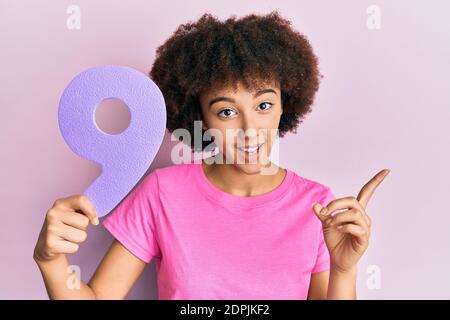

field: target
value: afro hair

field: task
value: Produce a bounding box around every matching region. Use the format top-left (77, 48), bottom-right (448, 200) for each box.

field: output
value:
top-left (150, 11), bottom-right (322, 151)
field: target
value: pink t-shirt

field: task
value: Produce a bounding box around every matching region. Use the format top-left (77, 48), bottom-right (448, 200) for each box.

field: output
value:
top-left (102, 162), bottom-right (336, 299)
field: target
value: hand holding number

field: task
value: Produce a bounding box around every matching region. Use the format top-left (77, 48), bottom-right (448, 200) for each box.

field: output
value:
top-left (312, 169), bottom-right (390, 274)
top-left (33, 195), bottom-right (98, 263)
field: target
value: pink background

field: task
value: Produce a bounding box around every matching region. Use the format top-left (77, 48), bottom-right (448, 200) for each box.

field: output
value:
top-left (1, 0), bottom-right (449, 299)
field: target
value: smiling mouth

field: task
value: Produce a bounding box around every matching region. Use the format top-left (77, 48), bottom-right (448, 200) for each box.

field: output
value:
top-left (236, 143), bottom-right (265, 154)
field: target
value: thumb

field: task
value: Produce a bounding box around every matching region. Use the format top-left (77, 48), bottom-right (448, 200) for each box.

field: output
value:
top-left (311, 202), bottom-right (328, 223)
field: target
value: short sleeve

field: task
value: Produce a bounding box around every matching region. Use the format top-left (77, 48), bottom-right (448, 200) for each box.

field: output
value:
top-left (102, 170), bottom-right (161, 263)
top-left (311, 187), bottom-right (336, 273)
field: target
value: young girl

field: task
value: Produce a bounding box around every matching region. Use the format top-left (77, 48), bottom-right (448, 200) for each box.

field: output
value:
top-left (33, 11), bottom-right (389, 300)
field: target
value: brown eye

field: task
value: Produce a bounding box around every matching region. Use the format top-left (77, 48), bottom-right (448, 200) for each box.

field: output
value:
top-left (257, 102), bottom-right (273, 111)
top-left (217, 108), bottom-right (237, 118)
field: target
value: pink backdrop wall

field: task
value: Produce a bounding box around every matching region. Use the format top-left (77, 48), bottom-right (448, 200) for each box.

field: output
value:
top-left (1, 0), bottom-right (449, 299)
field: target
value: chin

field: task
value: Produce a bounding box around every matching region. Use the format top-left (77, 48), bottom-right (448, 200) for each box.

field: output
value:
top-left (220, 143), bottom-right (273, 175)
top-left (233, 163), bottom-right (267, 175)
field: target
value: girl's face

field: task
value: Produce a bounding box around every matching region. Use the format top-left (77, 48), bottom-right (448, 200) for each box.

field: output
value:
top-left (199, 80), bottom-right (283, 175)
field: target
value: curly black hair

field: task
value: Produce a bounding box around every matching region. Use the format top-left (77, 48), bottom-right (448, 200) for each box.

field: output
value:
top-left (150, 11), bottom-right (322, 152)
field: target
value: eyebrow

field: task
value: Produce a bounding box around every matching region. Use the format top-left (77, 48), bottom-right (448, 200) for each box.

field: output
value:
top-left (208, 88), bottom-right (277, 108)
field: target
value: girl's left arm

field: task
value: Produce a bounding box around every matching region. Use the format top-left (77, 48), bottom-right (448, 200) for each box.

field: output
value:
top-left (308, 267), bottom-right (357, 300)
top-left (309, 168), bottom-right (390, 300)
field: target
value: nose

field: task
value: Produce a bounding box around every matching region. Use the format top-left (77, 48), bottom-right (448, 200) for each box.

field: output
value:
top-left (238, 112), bottom-right (259, 143)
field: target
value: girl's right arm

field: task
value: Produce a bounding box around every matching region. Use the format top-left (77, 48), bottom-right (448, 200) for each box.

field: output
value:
top-left (33, 195), bottom-right (147, 300)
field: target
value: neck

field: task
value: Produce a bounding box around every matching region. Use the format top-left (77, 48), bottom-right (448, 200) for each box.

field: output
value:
top-left (201, 158), bottom-right (287, 197)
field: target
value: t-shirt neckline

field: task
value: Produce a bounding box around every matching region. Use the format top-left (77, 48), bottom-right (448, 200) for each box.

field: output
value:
top-left (193, 162), bottom-right (295, 210)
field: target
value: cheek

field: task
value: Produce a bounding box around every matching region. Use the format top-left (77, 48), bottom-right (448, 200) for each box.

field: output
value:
top-left (263, 111), bottom-right (283, 127)
top-left (209, 127), bottom-right (233, 150)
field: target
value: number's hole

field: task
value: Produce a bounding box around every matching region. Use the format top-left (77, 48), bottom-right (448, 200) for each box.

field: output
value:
top-left (95, 98), bottom-right (131, 135)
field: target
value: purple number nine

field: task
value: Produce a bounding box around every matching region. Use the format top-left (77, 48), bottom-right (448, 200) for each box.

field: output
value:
top-left (58, 65), bottom-right (166, 217)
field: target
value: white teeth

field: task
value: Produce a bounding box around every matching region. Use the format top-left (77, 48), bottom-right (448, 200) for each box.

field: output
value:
top-left (245, 146), bottom-right (258, 152)
top-left (238, 144), bottom-right (262, 153)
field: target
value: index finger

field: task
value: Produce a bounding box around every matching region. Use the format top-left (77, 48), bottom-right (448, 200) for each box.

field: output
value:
top-left (357, 168), bottom-right (390, 208)
top-left (58, 194), bottom-right (98, 225)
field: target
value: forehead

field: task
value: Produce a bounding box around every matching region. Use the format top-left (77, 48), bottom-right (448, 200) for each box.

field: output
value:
top-left (201, 79), bottom-right (280, 98)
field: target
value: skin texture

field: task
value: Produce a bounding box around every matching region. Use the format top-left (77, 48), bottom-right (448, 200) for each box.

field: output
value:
top-left (199, 79), bottom-right (287, 195)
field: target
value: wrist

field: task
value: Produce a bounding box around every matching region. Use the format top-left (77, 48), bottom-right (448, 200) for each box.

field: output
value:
top-left (327, 265), bottom-right (358, 300)
top-left (33, 249), bottom-right (63, 266)
top-left (330, 264), bottom-right (358, 277)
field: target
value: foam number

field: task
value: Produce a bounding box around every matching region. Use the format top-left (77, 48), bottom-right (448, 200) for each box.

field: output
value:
top-left (58, 65), bottom-right (167, 217)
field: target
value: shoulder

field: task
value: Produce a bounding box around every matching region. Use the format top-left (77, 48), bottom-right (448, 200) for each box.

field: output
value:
top-left (143, 162), bottom-right (198, 188)
top-left (153, 162), bottom-right (197, 179)
top-left (130, 163), bottom-right (197, 199)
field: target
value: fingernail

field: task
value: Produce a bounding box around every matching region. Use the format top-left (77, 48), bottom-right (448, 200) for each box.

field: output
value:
top-left (93, 217), bottom-right (99, 226)
top-left (320, 207), bottom-right (328, 215)
top-left (311, 202), bottom-right (317, 208)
